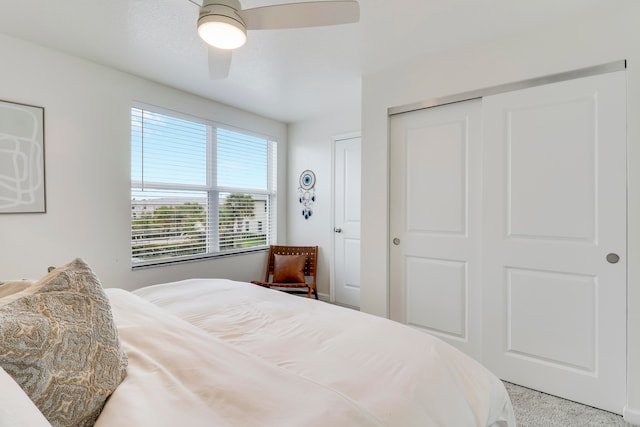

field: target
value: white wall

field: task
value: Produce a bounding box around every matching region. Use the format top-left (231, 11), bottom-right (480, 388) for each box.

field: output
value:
top-left (361, 2), bottom-right (640, 421)
top-left (287, 107), bottom-right (360, 297)
top-left (0, 34), bottom-right (288, 290)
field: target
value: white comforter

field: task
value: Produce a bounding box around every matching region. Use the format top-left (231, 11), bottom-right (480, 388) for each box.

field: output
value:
top-left (128, 278), bottom-right (515, 427)
top-left (98, 288), bottom-right (383, 427)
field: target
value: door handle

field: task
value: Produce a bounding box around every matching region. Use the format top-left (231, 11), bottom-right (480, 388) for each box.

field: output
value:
top-left (334, 228), bottom-right (342, 233)
top-left (607, 253), bottom-right (620, 264)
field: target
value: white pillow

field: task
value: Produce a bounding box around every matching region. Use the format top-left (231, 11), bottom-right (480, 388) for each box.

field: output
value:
top-left (0, 367), bottom-right (51, 427)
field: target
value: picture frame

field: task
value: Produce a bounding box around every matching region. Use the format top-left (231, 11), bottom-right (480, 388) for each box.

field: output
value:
top-left (0, 99), bottom-right (46, 213)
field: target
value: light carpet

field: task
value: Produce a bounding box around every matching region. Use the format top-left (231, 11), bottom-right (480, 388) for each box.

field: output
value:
top-left (504, 382), bottom-right (634, 426)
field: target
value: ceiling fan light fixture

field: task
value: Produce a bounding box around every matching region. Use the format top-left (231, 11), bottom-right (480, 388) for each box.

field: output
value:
top-left (198, 1), bottom-right (247, 50)
top-left (198, 19), bottom-right (246, 49)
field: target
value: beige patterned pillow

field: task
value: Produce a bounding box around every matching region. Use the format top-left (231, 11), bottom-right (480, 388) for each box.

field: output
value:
top-left (0, 258), bottom-right (128, 427)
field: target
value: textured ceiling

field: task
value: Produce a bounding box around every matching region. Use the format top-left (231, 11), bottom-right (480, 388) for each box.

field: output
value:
top-left (0, 0), bottom-right (615, 123)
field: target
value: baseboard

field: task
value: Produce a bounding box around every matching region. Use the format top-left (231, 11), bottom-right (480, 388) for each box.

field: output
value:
top-left (316, 293), bottom-right (359, 309)
top-left (624, 405), bottom-right (640, 425)
top-left (292, 292), bottom-right (354, 306)
top-left (289, 291), bottom-right (330, 302)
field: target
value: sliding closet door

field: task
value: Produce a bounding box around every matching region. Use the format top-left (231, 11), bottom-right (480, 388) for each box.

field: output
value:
top-left (482, 71), bottom-right (627, 413)
top-left (389, 99), bottom-right (483, 360)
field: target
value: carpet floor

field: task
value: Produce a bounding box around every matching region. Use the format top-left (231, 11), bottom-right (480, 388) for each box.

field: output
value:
top-left (503, 382), bottom-right (634, 426)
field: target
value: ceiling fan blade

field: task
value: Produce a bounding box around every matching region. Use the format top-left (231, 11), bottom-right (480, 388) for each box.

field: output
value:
top-left (208, 46), bottom-right (232, 79)
top-left (239, 1), bottom-right (359, 31)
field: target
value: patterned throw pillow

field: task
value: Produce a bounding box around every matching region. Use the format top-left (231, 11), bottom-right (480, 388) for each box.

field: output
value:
top-left (0, 258), bottom-right (128, 427)
top-left (272, 254), bottom-right (306, 283)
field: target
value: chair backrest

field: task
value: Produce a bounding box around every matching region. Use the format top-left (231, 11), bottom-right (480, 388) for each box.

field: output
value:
top-left (264, 245), bottom-right (318, 285)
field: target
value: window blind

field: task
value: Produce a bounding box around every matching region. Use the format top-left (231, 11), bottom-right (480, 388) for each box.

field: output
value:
top-left (131, 106), bottom-right (277, 266)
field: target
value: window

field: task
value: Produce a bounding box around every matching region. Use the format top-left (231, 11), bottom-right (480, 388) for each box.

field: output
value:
top-left (131, 106), bottom-right (277, 267)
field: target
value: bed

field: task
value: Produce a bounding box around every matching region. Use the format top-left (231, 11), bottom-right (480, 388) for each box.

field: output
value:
top-left (0, 259), bottom-right (515, 427)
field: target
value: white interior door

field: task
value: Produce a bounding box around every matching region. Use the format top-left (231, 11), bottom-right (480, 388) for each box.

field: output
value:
top-left (482, 71), bottom-right (627, 413)
top-left (389, 99), bottom-right (483, 359)
top-left (333, 135), bottom-right (361, 308)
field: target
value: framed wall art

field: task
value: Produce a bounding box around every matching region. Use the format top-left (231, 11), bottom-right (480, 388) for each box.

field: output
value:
top-left (0, 99), bottom-right (46, 213)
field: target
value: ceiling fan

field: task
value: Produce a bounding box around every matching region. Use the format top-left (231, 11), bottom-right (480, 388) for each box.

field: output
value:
top-left (193, 0), bottom-right (360, 79)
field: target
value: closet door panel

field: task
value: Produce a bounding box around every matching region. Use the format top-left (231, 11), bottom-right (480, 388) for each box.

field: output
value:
top-left (482, 71), bottom-right (626, 414)
top-left (390, 99), bottom-right (482, 359)
top-left (508, 97), bottom-right (596, 240)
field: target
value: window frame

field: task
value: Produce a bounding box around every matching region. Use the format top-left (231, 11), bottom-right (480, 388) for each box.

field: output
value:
top-left (130, 103), bottom-right (278, 269)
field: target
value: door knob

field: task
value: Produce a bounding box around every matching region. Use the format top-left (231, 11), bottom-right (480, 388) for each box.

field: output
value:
top-left (334, 228), bottom-right (342, 233)
top-left (393, 238), bottom-right (400, 246)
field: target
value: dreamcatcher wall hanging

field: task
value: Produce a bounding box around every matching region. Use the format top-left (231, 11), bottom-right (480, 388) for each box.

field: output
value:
top-left (298, 170), bottom-right (316, 220)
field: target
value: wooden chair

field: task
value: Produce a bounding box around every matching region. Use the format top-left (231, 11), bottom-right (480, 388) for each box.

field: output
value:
top-left (251, 245), bottom-right (318, 299)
